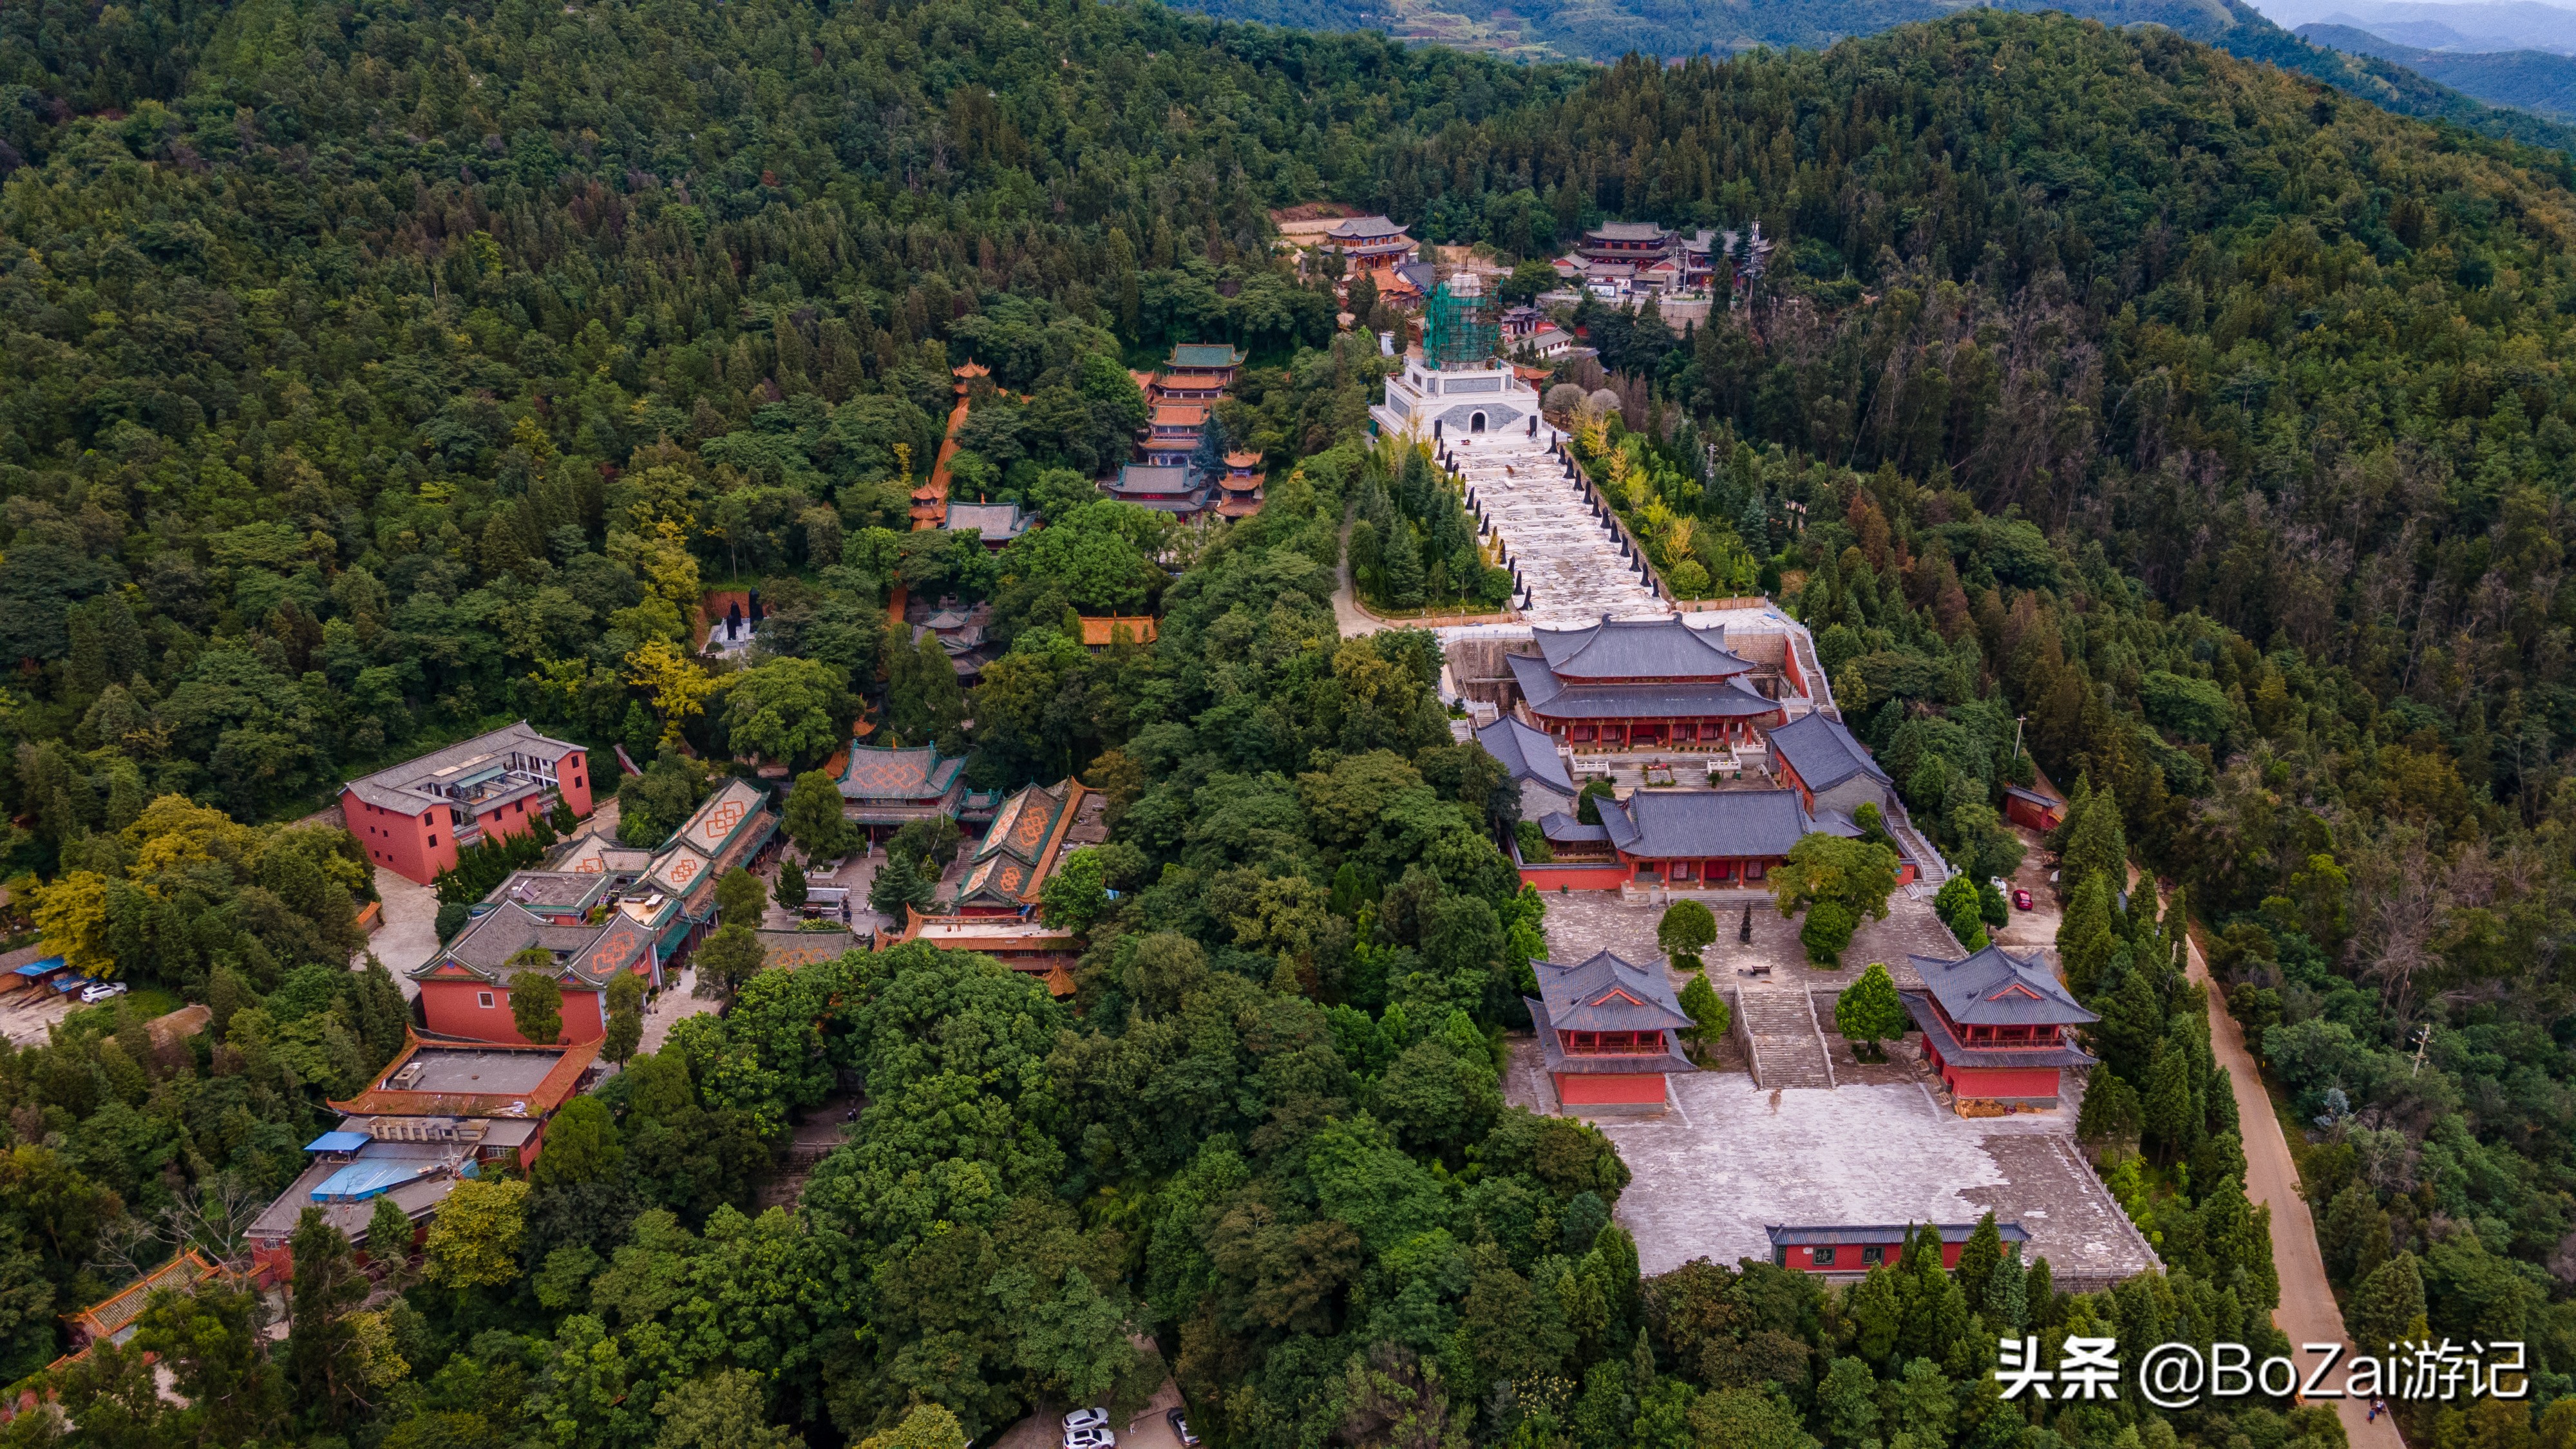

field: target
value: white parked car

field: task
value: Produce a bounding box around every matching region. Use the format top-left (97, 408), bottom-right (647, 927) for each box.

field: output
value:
top-left (78, 981), bottom-right (129, 1003)
top-left (1062, 1409), bottom-right (1110, 1434)
top-left (1062, 1429), bottom-right (1115, 1449)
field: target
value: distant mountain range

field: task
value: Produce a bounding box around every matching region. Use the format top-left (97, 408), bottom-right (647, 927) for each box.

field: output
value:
top-left (1159, 0), bottom-right (2576, 153)
top-left (2295, 20), bottom-right (2576, 114)
top-left (2252, 0), bottom-right (2576, 52)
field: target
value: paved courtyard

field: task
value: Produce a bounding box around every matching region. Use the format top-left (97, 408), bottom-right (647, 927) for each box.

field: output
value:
top-left (1539, 884), bottom-right (1964, 987)
top-left (1591, 1075), bottom-right (2157, 1288)
top-left (1524, 882), bottom-right (2154, 1291)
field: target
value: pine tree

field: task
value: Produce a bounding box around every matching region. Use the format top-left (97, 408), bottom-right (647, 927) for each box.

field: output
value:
top-left (2141, 1039), bottom-right (2193, 1162)
top-left (2320, 1181), bottom-right (2391, 1285)
top-left (2349, 1251), bottom-right (2427, 1352)
top-left (1981, 1249), bottom-right (2029, 1331)
top-left (1956, 1211), bottom-right (2004, 1309)
top-left (1834, 963), bottom-right (1908, 1060)
top-left (869, 850), bottom-right (934, 920)
top-left (2061, 782), bottom-right (2128, 891)
top-left (285, 1207), bottom-right (370, 1426)
top-left (775, 858), bottom-right (809, 913)
top-left (2058, 876), bottom-right (2117, 998)
top-left (1380, 522), bottom-right (1426, 611)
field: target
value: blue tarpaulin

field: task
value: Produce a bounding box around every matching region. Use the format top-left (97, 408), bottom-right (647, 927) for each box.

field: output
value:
top-left (12, 957), bottom-right (64, 978)
top-left (305, 1132), bottom-right (371, 1153)
top-left (311, 1160), bottom-right (435, 1204)
top-left (51, 976), bottom-right (86, 994)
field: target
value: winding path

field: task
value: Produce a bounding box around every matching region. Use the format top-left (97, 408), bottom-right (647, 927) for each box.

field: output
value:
top-left (2173, 886), bottom-right (2402, 1449)
top-left (1330, 520), bottom-right (1380, 638)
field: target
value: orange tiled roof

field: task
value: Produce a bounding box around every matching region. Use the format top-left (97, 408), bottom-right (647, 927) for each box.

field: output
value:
top-left (1217, 497), bottom-right (1264, 517)
top-left (1224, 450), bottom-right (1262, 467)
top-left (1150, 402), bottom-right (1210, 428)
top-left (328, 1034), bottom-right (602, 1119)
top-left (838, 744), bottom-right (965, 800)
top-left (1078, 616), bottom-right (1158, 647)
top-left (67, 1251), bottom-right (225, 1345)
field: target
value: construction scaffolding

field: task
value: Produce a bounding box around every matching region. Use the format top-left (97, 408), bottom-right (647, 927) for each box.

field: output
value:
top-left (1423, 272), bottom-right (1498, 372)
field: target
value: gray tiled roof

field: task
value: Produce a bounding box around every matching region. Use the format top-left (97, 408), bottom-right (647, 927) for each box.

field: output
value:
top-left (1902, 993), bottom-right (2099, 1068)
top-left (1511, 652), bottom-right (1781, 721)
top-left (1537, 811), bottom-right (1609, 844)
top-left (1589, 221), bottom-right (1673, 242)
top-left (1476, 716), bottom-right (1573, 794)
top-left (1528, 994), bottom-right (1695, 1075)
top-left (1111, 464), bottom-right (1197, 495)
top-left (1326, 215), bottom-right (1408, 241)
top-left (1600, 790), bottom-right (1817, 859)
top-left (943, 502), bottom-right (1025, 541)
top-left (1906, 945), bottom-right (2099, 1027)
top-left (342, 721), bottom-right (583, 813)
top-left (1768, 712), bottom-right (1891, 793)
top-left (1533, 950), bottom-right (1693, 1032)
top-left (1533, 617), bottom-right (1754, 680)
top-left (427, 902), bottom-right (656, 988)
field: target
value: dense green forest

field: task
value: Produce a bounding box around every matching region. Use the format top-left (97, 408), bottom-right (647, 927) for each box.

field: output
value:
top-left (0, 0), bottom-right (2572, 1443)
top-left (1165, 0), bottom-right (2576, 153)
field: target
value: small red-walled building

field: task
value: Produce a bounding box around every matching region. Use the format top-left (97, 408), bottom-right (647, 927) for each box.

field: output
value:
top-left (1902, 945), bottom-right (2098, 1110)
top-left (2003, 785), bottom-right (2066, 832)
top-left (1767, 1221), bottom-right (2029, 1276)
top-left (342, 722), bottom-right (593, 886)
top-left (1526, 950), bottom-right (1696, 1112)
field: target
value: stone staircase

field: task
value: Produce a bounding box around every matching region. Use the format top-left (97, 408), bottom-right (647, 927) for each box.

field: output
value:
top-left (1739, 988), bottom-right (1836, 1090)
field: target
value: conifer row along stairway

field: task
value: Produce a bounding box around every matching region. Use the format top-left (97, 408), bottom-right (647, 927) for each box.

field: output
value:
top-left (1739, 987), bottom-right (1837, 1091)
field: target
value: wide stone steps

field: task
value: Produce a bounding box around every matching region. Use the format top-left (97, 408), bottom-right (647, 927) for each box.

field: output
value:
top-left (1739, 987), bottom-right (1835, 1091)
top-left (1446, 431), bottom-right (1668, 626)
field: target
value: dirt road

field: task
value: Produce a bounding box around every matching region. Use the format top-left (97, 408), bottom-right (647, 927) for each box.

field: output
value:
top-left (2174, 887), bottom-right (2402, 1449)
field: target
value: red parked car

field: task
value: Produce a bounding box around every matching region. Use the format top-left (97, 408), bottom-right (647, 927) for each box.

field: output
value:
top-left (2012, 887), bottom-right (2034, 911)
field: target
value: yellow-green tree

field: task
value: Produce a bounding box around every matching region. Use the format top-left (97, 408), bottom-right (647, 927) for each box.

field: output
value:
top-left (422, 1177), bottom-right (529, 1291)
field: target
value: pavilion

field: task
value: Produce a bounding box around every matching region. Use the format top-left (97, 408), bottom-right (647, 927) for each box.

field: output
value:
top-left (1902, 945), bottom-right (2099, 1110)
top-left (1526, 950), bottom-right (1695, 1112)
top-left (836, 743), bottom-right (968, 835)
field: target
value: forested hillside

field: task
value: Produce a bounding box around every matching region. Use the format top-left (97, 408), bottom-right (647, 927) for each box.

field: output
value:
top-left (1165, 0), bottom-right (2576, 151)
top-left (0, 0), bottom-right (2570, 1444)
top-left (2298, 21), bottom-right (2576, 118)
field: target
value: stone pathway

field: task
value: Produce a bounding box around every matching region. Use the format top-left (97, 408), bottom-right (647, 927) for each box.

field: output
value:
top-left (363, 868), bottom-right (441, 1002)
top-left (1445, 430), bottom-right (1665, 626)
top-left (1738, 987), bottom-right (1835, 1090)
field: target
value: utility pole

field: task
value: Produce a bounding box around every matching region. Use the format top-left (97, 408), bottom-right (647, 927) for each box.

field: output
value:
top-left (2410, 1023), bottom-right (2432, 1077)
top-left (2012, 715), bottom-right (2026, 766)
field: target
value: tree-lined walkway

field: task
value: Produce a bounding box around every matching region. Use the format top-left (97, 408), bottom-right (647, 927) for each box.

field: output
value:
top-left (912, 361), bottom-right (981, 530)
top-left (2172, 884), bottom-right (2402, 1449)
